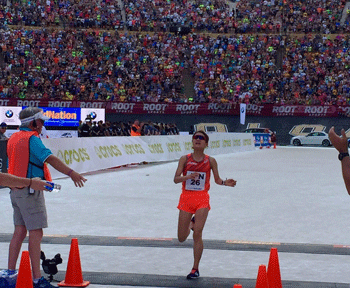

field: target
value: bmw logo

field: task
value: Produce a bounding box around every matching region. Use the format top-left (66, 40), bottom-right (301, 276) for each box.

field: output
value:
top-left (89, 112), bottom-right (97, 120)
top-left (5, 110), bottom-right (13, 118)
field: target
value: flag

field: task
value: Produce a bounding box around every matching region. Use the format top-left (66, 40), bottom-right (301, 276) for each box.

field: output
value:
top-left (240, 103), bottom-right (246, 125)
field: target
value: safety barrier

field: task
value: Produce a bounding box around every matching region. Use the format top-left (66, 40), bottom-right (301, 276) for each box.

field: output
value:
top-left (42, 133), bottom-right (255, 179)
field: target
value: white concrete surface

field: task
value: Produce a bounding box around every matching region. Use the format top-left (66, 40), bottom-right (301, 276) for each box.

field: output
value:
top-left (1, 146), bottom-right (350, 286)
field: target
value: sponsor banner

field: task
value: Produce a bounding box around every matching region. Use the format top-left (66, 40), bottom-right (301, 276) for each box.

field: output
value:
top-left (43, 133), bottom-right (255, 179)
top-left (2, 106), bottom-right (104, 127)
top-left (240, 103), bottom-right (246, 125)
top-left (41, 107), bottom-right (81, 127)
top-left (0, 100), bottom-right (342, 117)
top-left (81, 108), bottom-right (105, 123)
top-left (270, 105), bottom-right (338, 117)
top-left (0, 107), bottom-right (22, 126)
top-left (253, 133), bottom-right (271, 147)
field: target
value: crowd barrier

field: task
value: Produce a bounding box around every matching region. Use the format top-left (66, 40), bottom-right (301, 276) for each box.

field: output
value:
top-left (42, 133), bottom-right (255, 179)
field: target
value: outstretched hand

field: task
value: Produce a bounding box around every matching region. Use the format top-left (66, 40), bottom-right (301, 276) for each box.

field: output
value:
top-left (70, 171), bottom-right (87, 187)
top-left (329, 126), bottom-right (348, 153)
top-left (225, 179), bottom-right (237, 187)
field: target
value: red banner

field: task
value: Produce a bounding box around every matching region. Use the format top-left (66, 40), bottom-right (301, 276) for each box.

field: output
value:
top-left (0, 99), bottom-right (343, 117)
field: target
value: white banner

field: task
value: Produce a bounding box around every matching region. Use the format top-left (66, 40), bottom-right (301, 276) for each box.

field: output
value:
top-left (0, 107), bottom-right (22, 126)
top-left (42, 133), bottom-right (255, 179)
top-left (240, 103), bottom-right (247, 125)
top-left (80, 108), bottom-right (105, 122)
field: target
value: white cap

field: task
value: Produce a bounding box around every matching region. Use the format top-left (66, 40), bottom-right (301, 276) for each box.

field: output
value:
top-left (20, 111), bottom-right (50, 125)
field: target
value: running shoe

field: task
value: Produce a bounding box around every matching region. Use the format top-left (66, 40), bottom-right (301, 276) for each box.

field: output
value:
top-left (33, 277), bottom-right (56, 288)
top-left (0, 278), bottom-right (8, 288)
top-left (0, 269), bottom-right (17, 288)
top-left (186, 268), bottom-right (199, 279)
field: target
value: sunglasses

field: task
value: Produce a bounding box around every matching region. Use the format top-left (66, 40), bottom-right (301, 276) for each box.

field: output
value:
top-left (193, 135), bottom-right (206, 141)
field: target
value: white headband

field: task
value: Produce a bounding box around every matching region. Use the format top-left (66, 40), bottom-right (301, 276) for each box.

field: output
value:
top-left (20, 111), bottom-right (50, 124)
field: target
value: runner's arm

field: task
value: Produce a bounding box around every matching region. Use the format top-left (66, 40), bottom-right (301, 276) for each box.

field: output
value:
top-left (174, 155), bottom-right (199, 184)
top-left (209, 157), bottom-right (237, 187)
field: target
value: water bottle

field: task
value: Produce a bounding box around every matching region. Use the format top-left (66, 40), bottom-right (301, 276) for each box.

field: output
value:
top-left (46, 182), bottom-right (61, 193)
top-left (0, 269), bottom-right (18, 288)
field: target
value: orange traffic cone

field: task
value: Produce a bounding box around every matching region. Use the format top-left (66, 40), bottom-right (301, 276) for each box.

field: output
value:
top-left (233, 285), bottom-right (243, 288)
top-left (58, 238), bottom-right (90, 287)
top-left (15, 251), bottom-right (33, 288)
top-left (273, 143), bottom-right (276, 149)
top-left (267, 248), bottom-right (282, 288)
top-left (255, 265), bottom-right (269, 288)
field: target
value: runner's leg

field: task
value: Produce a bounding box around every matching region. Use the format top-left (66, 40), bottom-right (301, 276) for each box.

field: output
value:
top-left (177, 210), bottom-right (193, 242)
top-left (192, 208), bottom-right (209, 270)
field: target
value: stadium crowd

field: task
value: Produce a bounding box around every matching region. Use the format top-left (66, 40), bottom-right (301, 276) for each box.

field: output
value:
top-left (1, 29), bottom-right (350, 106)
top-left (0, 0), bottom-right (348, 33)
top-left (78, 120), bottom-right (179, 137)
top-left (0, 0), bottom-right (124, 29)
top-left (235, 0), bottom-right (347, 34)
top-left (191, 33), bottom-right (350, 106)
top-left (0, 0), bottom-right (350, 106)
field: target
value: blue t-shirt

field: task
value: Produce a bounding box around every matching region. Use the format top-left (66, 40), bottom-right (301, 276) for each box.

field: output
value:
top-left (20, 128), bottom-right (53, 179)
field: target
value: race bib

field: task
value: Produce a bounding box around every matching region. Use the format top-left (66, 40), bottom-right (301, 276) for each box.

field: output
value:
top-left (185, 171), bottom-right (206, 191)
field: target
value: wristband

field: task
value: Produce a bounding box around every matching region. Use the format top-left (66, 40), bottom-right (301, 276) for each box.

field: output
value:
top-left (67, 169), bottom-right (73, 176)
top-left (222, 180), bottom-right (225, 186)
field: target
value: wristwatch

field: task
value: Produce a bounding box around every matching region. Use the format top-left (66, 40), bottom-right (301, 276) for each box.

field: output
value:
top-left (338, 152), bottom-right (349, 161)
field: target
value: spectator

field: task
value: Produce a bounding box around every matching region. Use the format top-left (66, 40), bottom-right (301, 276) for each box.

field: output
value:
top-left (0, 122), bottom-right (8, 140)
top-left (91, 122), bottom-right (100, 137)
top-left (270, 131), bottom-right (277, 149)
top-left (77, 120), bottom-right (83, 137)
top-left (130, 119), bottom-right (143, 136)
top-left (170, 123), bottom-right (180, 135)
top-left (122, 122), bottom-right (131, 136)
top-left (80, 120), bottom-right (92, 137)
top-left (114, 122), bottom-right (124, 136)
top-left (101, 123), bottom-right (110, 136)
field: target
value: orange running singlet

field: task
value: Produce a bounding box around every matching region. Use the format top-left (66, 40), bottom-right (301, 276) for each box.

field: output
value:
top-left (177, 154), bottom-right (211, 214)
top-left (182, 153), bottom-right (211, 193)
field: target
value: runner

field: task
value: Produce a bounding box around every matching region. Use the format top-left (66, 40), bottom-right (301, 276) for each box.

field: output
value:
top-left (174, 130), bottom-right (237, 280)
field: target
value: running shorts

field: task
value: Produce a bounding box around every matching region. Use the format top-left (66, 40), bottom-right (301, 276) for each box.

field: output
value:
top-left (177, 192), bottom-right (210, 214)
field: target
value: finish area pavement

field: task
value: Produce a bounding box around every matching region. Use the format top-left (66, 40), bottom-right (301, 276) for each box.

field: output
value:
top-left (1, 146), bottom-right (350, 287)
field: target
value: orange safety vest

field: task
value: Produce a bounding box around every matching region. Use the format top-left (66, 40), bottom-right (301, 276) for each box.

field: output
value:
top-left (7, 130), bottom-right (52, 186)
top-left (130, 124), bottom-right (141, 136)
